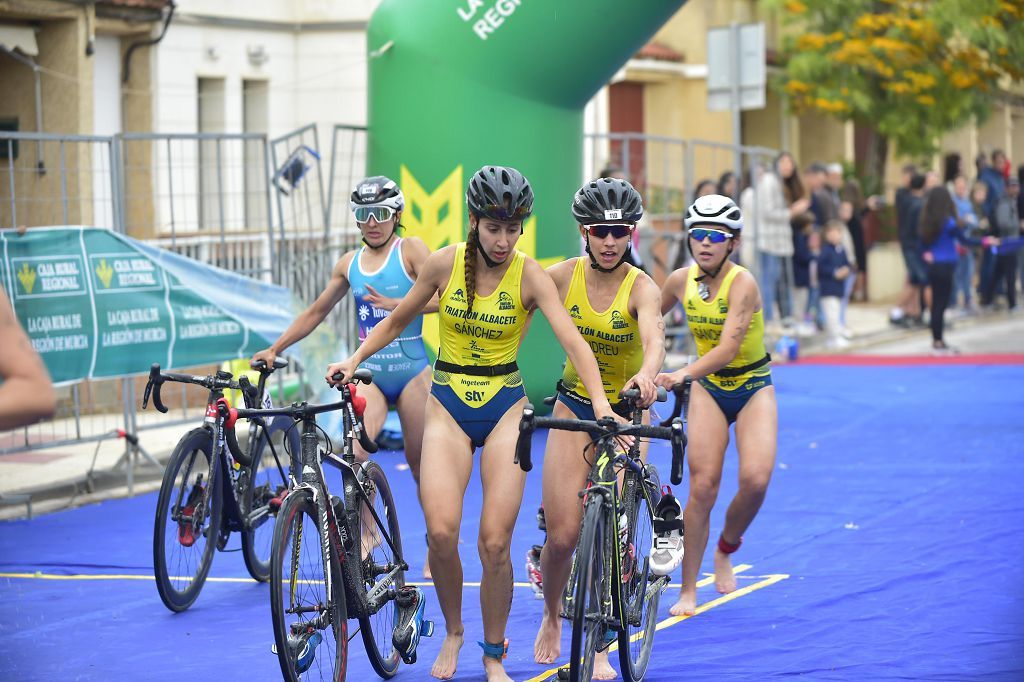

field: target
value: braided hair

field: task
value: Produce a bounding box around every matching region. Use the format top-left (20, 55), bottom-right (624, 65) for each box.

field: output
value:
top-left (464, 226), bottom-right (479, 315)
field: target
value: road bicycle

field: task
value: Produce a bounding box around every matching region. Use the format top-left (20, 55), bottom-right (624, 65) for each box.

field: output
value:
top-left (224, 368), bottom-right (430, 681)
top-left (143, 358), bottom-right (299, 612)
top-left (516, 385), bottom-right (688, 682)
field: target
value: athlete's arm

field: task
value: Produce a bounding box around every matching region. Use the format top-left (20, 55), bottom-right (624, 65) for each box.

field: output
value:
top-left (522, 259), bottom-right (616, 420)
top-left (544, 258), bottom-right (575, 303)
top-left (0, 287), bottom-right (57, 430)
top-left (660, 267), bottom-right (689, 315)
top-left (252, 252), bottom-right (353, 367)
top-left (326, 247), bottom-right (451, 385)
top-left (622, 273), bottom-right (665, 407)
top-left (367, 236), bottom-right (440, 314)
top-left (656, 270), bottom-right (760, 386)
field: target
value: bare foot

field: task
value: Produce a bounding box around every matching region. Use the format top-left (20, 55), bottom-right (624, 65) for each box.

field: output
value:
top-left (431, 632), bottom-right (463, 680)
top-left (593, 650), bottom-right (618, 680)
top-left (423, 546), bottom-right (432, 580)
top-left (483, 656), bottom-right (514, 682)
top-left (669, 588), bottom-right (696, 616)
top-left (714, 549), bottom-right (737, 594)
top-left (534, 611), bottom-right (562, 664)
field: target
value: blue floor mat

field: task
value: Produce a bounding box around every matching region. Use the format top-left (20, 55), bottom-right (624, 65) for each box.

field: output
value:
top-left (1, 364), bottom-right (1022, 681)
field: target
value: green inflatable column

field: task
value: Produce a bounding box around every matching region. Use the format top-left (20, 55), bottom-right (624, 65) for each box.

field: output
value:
top-left (367, 0), bottom-right (685, 404)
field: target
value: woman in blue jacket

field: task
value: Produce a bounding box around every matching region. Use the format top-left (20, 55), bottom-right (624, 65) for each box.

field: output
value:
top-left (919, 187), bottom-right (997, 354)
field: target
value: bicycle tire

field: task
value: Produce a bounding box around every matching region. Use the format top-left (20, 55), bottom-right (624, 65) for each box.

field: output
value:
top-left (353, 461), bottom-right (404, 678)
top-left (270, 488), bottom-right (348, 682)
top-left (242, 421), bottom-right (299, 581)
top-left (153, 427), bottom-right (222, 612)
top-left (569, 497), bottom-right (608, 682)
top-left (615, 471), bottom-right (662, 681)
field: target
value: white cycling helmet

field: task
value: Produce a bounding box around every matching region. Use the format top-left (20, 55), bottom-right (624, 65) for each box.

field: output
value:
top-left (684, 193), bottom-right (743, 231)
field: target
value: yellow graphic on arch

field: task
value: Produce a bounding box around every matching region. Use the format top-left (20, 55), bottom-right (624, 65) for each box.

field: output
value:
top-left (400, 164), bottom-right (464, 252)
top-left (399, 164), bottom-right (563, 355)
top-left (17, 263), bottom-right (36, 294)
top-left (96, 259), bottom-right (114, 288)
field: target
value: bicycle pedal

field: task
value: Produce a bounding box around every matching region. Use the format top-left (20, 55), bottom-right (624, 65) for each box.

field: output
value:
top-left (555, 668), bottom-right (571, 680)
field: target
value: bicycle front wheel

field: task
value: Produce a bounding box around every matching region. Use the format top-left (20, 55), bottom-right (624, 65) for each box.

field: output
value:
top-left (354, 461), bottom-right (404, 678)
top-left (270, 489), bottom-right (348, 682)
top-left (153, 427), bottom-right (222, 612)
top-left (616, 474), bottom-right (663, 681)
top-left (242, 421), bottom-right (298, 581)
top-left (569, 497), bottom-right (609, 682)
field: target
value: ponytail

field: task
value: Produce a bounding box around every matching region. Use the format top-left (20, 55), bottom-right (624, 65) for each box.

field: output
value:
top-left (464, 228), bottom-right (479, 315)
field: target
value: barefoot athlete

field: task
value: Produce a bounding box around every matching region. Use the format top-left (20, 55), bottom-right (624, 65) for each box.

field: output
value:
top-left (327, 166), bottom-right (618, 682)
top-left (655, 194), bottom-right (778, 617)
top-left (530, 178), bottom-right (670, 679)
top-left (252, 176), bottom-right (436, 570)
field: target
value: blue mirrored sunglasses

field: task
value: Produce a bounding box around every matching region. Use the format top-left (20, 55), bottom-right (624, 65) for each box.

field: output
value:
top-left (353, 205), bottom-right (395, 223)
top-left (688, 227), bottom-right (733, 243)
top-left (586, 223), bottom-right (633, 239)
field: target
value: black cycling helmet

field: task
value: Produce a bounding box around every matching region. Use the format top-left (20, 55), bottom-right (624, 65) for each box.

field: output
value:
top-left (466, 165), bottom-right (534, 222)
top-left (350, 175), bottom-right (404, 211)
top-left (571, 177), bottom-right (644, 225)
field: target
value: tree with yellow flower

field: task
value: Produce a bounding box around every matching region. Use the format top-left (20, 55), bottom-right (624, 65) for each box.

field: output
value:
top-left (766, 0), bottom-right (1024, 181)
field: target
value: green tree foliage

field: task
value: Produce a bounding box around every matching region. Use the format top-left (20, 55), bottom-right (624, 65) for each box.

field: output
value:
top-left (765, 0), bottom-right (1024, 178)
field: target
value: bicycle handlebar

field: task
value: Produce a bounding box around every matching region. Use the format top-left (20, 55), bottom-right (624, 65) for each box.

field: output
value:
top-left (221, 369), bottom-right (379, 466)
top-left (142, 363), bottom-right (244, 414)
top-left (514, 403), bottom-right (686, 483)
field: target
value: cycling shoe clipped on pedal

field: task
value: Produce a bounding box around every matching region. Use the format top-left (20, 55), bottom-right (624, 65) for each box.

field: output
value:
top-left (649, 486), bottom-right (684, 576)
top-left (526, 544), bottom-right (544, 599)
top-left (392, 585), bottom-right (434, 664)
top-left (271, 627), bottom-right (323, 675)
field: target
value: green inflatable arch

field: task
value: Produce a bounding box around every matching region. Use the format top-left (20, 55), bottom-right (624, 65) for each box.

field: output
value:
top-left (367, 0), bottom-right (685, 404)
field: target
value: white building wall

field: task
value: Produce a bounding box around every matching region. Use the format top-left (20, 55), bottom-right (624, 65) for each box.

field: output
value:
top-left (150, 1), bottom-right (382, 233)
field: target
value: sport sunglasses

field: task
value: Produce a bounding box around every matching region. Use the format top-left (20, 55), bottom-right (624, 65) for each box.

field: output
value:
top-left (688, 227), bottom-right (733, 243)
top-left (353, 205), bottom-right (395, 223)
top-left (585, 223), bottom-right (634, 239)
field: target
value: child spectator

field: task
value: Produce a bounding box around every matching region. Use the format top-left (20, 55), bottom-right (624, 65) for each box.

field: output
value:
top-left (817, 220), bottom-right (851, 349)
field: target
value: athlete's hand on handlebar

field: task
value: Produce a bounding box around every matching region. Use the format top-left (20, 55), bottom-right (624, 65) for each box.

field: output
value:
top-left (325, 358), bottom-right (359, 387)
top-left (251, 347), bottom-right (277, 369)
top-left (622, 372), bottom-right (658, 408)
top-left (363, 284), bottom-right (399, 311)
top-left (593, 400), bottom-right (634, 450)
top-left (655, 368), bottom-right (691, 390)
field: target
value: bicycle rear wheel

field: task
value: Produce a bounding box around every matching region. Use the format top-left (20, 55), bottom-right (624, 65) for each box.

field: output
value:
top-left (242, 421), bottom-right (299, 581)
top-left (569, 497), bottom-right (609, 682)
top-left (616, 473), bottom-right (663, 681)
top-left (354, 461), bottom-right (404, 678)
top-left (153, 427), bottom-right (222, 612)
top-left (270, 489), bottom-right (348, 682)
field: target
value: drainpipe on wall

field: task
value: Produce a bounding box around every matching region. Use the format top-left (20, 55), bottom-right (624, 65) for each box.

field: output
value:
top-left (122, 1), bottom-right (175, 85)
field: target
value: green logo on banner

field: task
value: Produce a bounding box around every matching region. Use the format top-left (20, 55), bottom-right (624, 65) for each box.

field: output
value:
top-left (17, 262), bottom-right (36, 294)
top-left (96, 259), bottom-right (114, 288)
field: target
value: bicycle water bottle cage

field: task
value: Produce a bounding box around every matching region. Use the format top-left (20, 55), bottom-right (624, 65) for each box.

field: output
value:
top-left (392, 585), bottom-right (434, 664)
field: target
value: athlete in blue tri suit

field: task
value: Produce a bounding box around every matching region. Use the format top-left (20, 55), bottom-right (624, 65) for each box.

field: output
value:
top-left (252, 175), bottom-right (434, 482)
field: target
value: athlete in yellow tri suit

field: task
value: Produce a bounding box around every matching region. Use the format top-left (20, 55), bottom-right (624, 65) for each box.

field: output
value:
top-left (656, 194), bottom-right (778, 618)
top-left (327, 166), bottom-right (615, 682)
top-left (531, 178), bottom-right (665, 676)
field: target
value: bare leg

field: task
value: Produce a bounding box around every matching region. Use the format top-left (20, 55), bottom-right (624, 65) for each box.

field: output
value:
top-left (419, 397), bottom-right (474, 680)
top-left (478, 398), bottom-right (528, 682)
top-left (396, 367), bottom-right (433, 577)
top-left (535, 401), bottom-right (591, 665)
top-left (670, 383), bottom-right (730, 617)
top-left (715, 386), bottom-right (778, 594)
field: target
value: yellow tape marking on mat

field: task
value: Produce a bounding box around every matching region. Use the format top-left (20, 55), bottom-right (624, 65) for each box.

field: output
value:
top-left (525, 564), bottom-right (790, 682)
top-left (0, 573), bottom-right (573, 588)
